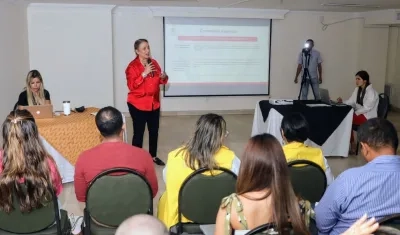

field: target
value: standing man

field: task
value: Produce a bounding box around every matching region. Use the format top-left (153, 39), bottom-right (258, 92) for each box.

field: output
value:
top-left (294, 39), bottom-right (323, 100)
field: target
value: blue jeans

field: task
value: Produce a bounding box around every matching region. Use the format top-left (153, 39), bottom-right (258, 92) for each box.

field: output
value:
top-left (301, 77), bottom-right (320, 100)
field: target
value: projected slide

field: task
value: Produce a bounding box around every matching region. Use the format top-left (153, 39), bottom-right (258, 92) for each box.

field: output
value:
top-left (163, 17), bottom-right (271, 97)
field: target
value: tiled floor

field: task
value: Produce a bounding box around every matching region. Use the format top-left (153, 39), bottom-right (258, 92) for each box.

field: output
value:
top-left (59, 111), bottom-right (400, 217)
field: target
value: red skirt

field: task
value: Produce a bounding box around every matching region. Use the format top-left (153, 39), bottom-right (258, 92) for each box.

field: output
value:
top-left (351, 113), bottom-right (367, 143)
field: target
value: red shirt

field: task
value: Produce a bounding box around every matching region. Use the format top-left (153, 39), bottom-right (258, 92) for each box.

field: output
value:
top-left (74, 141), bottom-right (158, 202)
top-left (125, 57), bottom-right (168, 111)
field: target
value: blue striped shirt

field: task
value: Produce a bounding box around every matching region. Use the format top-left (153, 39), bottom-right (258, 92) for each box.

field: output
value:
top-left (315, 155), bottom-right (400, 235)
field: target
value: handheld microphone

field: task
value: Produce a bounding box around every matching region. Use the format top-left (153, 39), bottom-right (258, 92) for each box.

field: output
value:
top-left (147, 58), bottom-right (153, 77)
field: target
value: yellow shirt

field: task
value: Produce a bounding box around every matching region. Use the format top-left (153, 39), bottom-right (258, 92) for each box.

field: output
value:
top-left (157, 146), bottom-right (236, 228)
top-left (282, 142), bottom-right (326, 171)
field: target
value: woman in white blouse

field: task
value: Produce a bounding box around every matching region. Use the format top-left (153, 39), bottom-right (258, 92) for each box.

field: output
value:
top-left (337, 70), bottom-right (378, 153)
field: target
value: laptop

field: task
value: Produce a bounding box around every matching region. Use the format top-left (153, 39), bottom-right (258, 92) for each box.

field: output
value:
top-left (319, 88), bottom-right (341, 105)
top-left (22, 105), bottom-right (54, 119)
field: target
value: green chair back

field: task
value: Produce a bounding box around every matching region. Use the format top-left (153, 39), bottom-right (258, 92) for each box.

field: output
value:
top-left (0, 187), bottom-right (61, 234)
top-left (288, 160), bottom-right (327, 203)
top-left (177, 167), bottom-right (237, 233)
top-left (85, 168), bottom-right (153, 232)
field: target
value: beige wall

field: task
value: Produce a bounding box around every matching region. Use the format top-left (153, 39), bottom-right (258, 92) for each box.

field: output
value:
top-left (386, 27), bottom-right (400, 108)
top-left (2, 4), bottom-right (392, 116)
top-left (112, 9), bottom-right (389, 112)
top-left (0, 2), bottom-right (29, 121)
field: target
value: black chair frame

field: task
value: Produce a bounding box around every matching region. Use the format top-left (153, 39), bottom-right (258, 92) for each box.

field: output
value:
top-left (0, 187), bottom-right (62, 235)
top-left (378, 93), bottom-right (390, 119)
top-left (176, 167), bottom-right (237, 234)
top-left (379, 213), bottom-right (400, 224)
top-left (84, 167), bottom-right (153, 234)
top-left (288, 160), bottom-right (327, 201)
top-left (355, 93), bottom-right (390, 155)
top-left (244, 222), bottom-right (280, 235)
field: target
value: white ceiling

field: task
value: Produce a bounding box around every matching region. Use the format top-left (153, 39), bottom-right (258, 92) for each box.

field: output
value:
top-left (13, 0), bottom-right (400, 11)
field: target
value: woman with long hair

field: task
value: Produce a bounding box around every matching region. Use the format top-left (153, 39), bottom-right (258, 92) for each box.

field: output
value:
top-left (215, 133), bottom-right (309, 235)
top-left (0, 110), bottom-right (62, 213)
top-left (337, 70), bottom-right (379, 153)
top-left (157, 113), bottom-right (240, 228)
top-left (17, 70), bottom-right (51, 109)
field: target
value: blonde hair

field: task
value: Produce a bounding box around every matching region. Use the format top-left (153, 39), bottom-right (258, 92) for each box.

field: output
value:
top-left (25, 70), bottom-right (45, 106)
top-left (178, 113), bottom-right (226, 171)
top-left (0, 110), bottom-right (58, 213)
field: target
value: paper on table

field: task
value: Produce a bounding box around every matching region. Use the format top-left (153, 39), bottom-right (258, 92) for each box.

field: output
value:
top-left (269, 99), bottom-right (293, 105)
top-left (234, 230), bottom-right (251, 235)
top-left (306, 104), bottom-right (331, 107)
top-left (200, 225), bottom-right (215, 235)
top-left (91, 112), bottom-right (97, 116)
top-left (199, 225), bottom-right (249, 235)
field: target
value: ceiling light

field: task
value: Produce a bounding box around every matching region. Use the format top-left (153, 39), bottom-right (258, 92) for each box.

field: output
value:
top-left (321, 3), bottom-right (380, 8)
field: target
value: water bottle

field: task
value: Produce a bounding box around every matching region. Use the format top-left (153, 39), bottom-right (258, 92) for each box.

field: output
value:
top-left (63, 101), bottom-right (71, 116)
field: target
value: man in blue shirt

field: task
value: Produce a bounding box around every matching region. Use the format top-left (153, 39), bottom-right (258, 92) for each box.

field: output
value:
top-left (294, 39), bottom-right (323, 100)
top-left (315, 118), bottom-right (400, 235)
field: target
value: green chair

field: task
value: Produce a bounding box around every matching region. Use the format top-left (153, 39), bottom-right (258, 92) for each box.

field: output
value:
top-left (171, 167), bottom-right (237, 234)
top-left (288, 160), bottom-right (327, 203)
top-left (0, 187), bottom-right (71, 235)
top-left (83, 168), bottom-right (153, 235)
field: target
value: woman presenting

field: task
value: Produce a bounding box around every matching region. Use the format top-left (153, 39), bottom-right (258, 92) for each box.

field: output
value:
top-left (125, 39), bottom-right (168, 166)
top-left (337, 70), bottom-right (378, 153)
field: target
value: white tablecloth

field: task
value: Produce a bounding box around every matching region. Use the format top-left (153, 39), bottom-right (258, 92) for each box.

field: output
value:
top-left (251, 104), bottom-right (354, 157)
top-left (41, 115), bottom-right (129, 183)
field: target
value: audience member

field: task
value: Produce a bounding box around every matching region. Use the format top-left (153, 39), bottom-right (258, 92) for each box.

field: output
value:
top-left (281, 112), bottom-right (334, 185)
top-left (0, 110), bottom-right (62, 212)
top-left (116, 214), bottom-right (168, 235)
top-left (74, 106), bottom-right (158, 202)
top-left (214, 133), bottom-right (308, 235)
top-left (316, 118), bottom-right (400, 235)
top-left (158, 113), bottom-right (240, 228)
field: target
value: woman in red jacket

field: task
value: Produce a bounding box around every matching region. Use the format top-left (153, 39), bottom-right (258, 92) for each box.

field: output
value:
top-left (125, 39), bottom-right (168, 165)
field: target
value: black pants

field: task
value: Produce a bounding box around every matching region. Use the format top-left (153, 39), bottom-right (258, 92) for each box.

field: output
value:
top-left (127, 103), bottom-right (160, 158)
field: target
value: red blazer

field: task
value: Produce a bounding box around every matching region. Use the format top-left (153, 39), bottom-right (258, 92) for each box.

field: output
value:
top-left (125, 57), bottom-right (168, 111)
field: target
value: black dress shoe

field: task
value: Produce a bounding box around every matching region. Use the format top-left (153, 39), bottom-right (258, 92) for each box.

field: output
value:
top-left (153, 157), bottom-right (165, 166)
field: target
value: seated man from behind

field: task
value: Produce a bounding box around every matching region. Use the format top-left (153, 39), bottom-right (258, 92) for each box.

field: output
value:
top-left (316, 118), bottom-right (400, 235)
top-left (74, 106), bottom-right (158, 202)
top-left (281, 112), bottom-right (334, 185)
top-left (116, 214), bottom-right (168, 235)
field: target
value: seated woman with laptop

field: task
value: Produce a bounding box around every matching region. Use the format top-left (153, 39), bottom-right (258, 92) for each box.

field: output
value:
top-left (17, 70), bottom-right (51, 109)
top-left (337, 70), bottom-right (378, 153)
